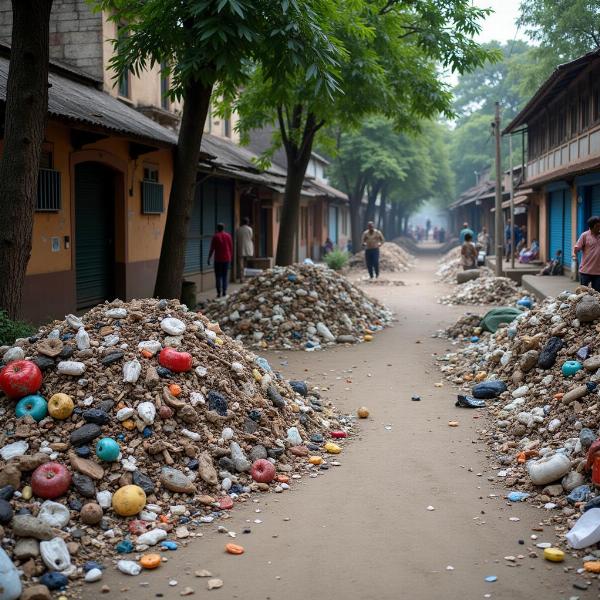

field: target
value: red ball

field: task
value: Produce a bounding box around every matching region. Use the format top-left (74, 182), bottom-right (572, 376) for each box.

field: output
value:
top-left (31, 462), bottom-right (72, 499)
top-left (250, 459), bottom-right (276, 483)
top-left (0, 360), bottom-right (42, 400)
top-left (331, 430), bottom-right (347, 439)
top-left (158, 348), bottom-right (192, 373)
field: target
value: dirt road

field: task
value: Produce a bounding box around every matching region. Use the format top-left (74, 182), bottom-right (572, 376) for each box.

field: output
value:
top-left (89, 255), bottom-right (571, 600)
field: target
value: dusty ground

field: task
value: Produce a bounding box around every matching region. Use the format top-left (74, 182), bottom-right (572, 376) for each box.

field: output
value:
top-left (85, 255), bottom-right (575, 600)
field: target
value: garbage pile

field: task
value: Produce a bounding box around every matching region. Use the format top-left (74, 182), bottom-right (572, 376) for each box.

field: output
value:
top-left (204, 264), bottom-right (392, 350)
top-left (438, 276), bottom-right (523, 306)
top-left (438, 287), bottom-right (600, 549)
top-left (435, 247), bottom-right (494, 284)
top-left (442, 313), bottom-right (483, 340)
top-left (391, 236), bottom-right (419, 255)
top-left (348, 243), bottom-right (413, 273)
top-left (0, 298), bottom-right (354, 597)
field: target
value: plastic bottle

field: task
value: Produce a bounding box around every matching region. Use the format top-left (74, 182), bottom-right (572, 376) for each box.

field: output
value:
top-left (566, 508), bottom-right (600, 549)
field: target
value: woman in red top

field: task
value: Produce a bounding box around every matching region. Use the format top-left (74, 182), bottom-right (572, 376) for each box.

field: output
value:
top-left (208, 223), bottom-right (233, 297)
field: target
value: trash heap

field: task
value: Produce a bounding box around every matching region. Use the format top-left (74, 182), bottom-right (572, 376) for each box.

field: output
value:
top-left (437, 287), bottom-right (600, 545)
top-left (442, 313), bottom-right (483, 340)
top-left (391, 236), bottom-right (419, 255)
top-left (348, 243), bottom-right (414, 273)
top-left (435, 247), bottom-right (494, 284)
top-left (0, 298), bottom-right (354, 597)
top-left (204, 263), bottom-right (392, 350)
top-left (438, 276), bottom-right (523, 306)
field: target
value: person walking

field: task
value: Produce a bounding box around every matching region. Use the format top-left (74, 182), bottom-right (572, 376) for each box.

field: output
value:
top-left (361, 221), bottom-right (385, 279)
top-left (461, 232), bottom-right (477, 270)
top-left (208, 223), bottom-right (233, 298)
top-left (235, 217), bottom-right (254, 283)
top-left (573, 216), bottom-right (600, 291)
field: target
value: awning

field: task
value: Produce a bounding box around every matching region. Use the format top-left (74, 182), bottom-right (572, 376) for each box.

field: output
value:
top-left (501, 194), bottom-right (530, 209)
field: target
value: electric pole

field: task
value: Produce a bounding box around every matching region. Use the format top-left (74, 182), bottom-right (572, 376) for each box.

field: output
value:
top-left (494, 102), bottom-right (503, 277)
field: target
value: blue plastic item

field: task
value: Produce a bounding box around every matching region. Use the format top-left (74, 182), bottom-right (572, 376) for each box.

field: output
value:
top-left (15, 394), bottom-right (47, 422)
top-left (472, 380), bottom-right (507, 399)
top-left (562, 360), bottom-right (583, 377)
top-left (470, 336), bottom-right (479, 343)
top-left (160, 540), bottom-right (178, 551)
top-left (255, 357), bottom-right (272, 372)
top-left (96, 437), bottom-right (120, 462)
top-left (39, 572), bottom-right (69, 591)
top-left (517, 297), bottom-right (533, 309)
top-left (568, 485), bottom-right (592, 505)
top-left (485, 576), bottom-right (497, 583)
top-left (507, 491), bottom-right (530, 502)
top-left (116, 540), bottom-right (134, 553)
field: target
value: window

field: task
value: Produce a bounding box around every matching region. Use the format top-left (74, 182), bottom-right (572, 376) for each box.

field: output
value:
top-left (160, 62), bottom-right (169, 110)
top-left (117, 25), bottom-right (130, 98)
top-left (36, 151), bottom-right (61, 212)
top-left (141, 166), bottom-right (163, 214)
top-left (581, 96), bottom-right (590, 130)
top-left (223, 117), bottom-right (231, 138)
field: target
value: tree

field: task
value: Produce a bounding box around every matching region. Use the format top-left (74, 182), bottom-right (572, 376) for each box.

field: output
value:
top-left (0, 0), bottom-right (53, 319)
top-left (234, 0), bottom-right (496, 264)
top-left (517, 1), bottom-right (600, 91)
top-left (98, 0), bottom-right (340, 299)
top-left (448, 40), bottom-right (531, 194)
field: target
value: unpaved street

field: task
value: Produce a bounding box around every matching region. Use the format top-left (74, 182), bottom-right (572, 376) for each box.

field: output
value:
top-left (89, 255), bottom-right (571, 600)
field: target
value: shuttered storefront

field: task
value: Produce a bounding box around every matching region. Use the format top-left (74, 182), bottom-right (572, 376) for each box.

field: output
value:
top-left (591, 184), bottom-right (600, 217)
top-left (75, 163), bottom-right (116, 309)
top-left (548, 189), bottom-right (572, 268)
top-left (184, 178), bottom-right (234, 274)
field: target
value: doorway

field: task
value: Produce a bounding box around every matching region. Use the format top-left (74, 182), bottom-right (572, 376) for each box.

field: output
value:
top-left (75, 162), bottom-right (116, 309)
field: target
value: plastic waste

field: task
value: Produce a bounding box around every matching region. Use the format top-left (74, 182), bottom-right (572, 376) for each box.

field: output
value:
top-left (38, 500), bottom-right (71, 528)
top-left (0, 441), bottom-right (28, 461)
top-left (123, 360), bottom-right (142, 384)
top-left (567, 485), bottom-right (592, 505)
top-left (136, 528), bottom-right (167, 546)
top-left (105, 308), bottom-right (127, 319)
top-left (527, 453), bottom-right (572, 486)
top-left (117, 560), bottom-right (142, 576)
top-left (75, 327), bottom-right (90, 351)
top-left (472, 380), bottom-right (507, 399)
top-left (0, 546), bottom-right (21, 600)
top-left (138, 340), bottom-right (162, 356)
top-left (316, 322), bottom-right (335, 342)
top-left (40, 537), bottom-right (71, 571)
top-left (65, 314), bottom-right (84, 330)
top-left (137, 402), bottom-right (156, 425)
top-left (562, 360), bottom-right (583, 377)
top-left (455, 395), bottom-right (485, 408)
top-left (57, 361), bottom-right (86, 376)
top-left (286, 427), bottom-right (302, 446)
top-left (84, 567), bottom-right (103, 582)
top-left (160, 317), bottom-right (186, 335)
top-left (507, 491), bottom-right (529, 502)
top-left (566, 508), bottom-right (600, 549)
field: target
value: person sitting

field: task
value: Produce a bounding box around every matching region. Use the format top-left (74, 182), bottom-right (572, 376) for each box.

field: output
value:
top-left (539, 249), bottom-right (563, 276)
top-left (518, 239), bottom-right (539, 263)
top-left (460, 232), bottom-right (478, 270)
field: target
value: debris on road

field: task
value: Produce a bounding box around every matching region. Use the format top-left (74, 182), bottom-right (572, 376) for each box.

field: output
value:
top-left (204, 264), bottom-right (392, 350)
top-left (439, 276), bottom-right (524, 306)
top-left (0, 297), bottom-right (355, 595)
top-left (348, 242), bottom-right (414, 273)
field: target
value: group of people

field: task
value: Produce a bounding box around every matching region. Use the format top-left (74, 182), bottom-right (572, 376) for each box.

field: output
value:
top-left (411, 223), bottom-right (446, 243)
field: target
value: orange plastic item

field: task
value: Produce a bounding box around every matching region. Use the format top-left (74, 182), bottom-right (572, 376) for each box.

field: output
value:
top-left (116, 401), bottom-right (126, 410)
top-left (225, 543), bottom-right (244, 555)
top-left (122, 419), bottom-right (135, 430)
top-left (159, 515), bottom-right (169, 523)
top-left (553, 392), bottom-right (564, 400)
top-left (140, 553), bottom-right (161, 569)
top-left (276, 475), bottom-right (289, 484)
top-left (168, 384), bottom-right (182, 397)
top-left (140, 349), bottom-right (153, 359)
top-left (584, 561), bottom-right (600, 573)
top-left (516, 449), bottom-right (539, 464)
top-left (516, 452), bottom-right (526, 464)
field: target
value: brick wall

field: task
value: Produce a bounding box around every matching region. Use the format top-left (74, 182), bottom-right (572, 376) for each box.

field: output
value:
top-left (0, 0), bottom-right (103, 80)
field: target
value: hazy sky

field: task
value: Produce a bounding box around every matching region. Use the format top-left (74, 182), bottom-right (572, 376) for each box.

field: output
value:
top-left (474, 0), bottom-right (529, 44)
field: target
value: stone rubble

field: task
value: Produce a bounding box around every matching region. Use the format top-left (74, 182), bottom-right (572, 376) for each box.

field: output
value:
top-left (204, 263), bottom-right (392, 350)
top-left (437, 287), bottom-right (600, 558)
top-left (438, 276), bottom-right (524, 306)
top-left (347, 242), bottom-right (414, 273)
top-left (0, 297), bottom-right (354, 595)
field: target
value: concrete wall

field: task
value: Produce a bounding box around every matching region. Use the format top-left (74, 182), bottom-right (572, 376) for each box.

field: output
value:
top-left (18, 120), bottom-right (173, 323)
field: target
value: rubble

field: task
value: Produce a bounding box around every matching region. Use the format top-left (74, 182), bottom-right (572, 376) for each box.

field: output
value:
top-left (347, 242), bottom-right (414, 273)
top-left (435, 246), bottom-right (493, 284)
top-left (437, 287), bottom-right (600, 553)
top-left (204, 263), bottom-right (392, 350)
top-left (438, 276), bottom-right (524, 306)
top-left (0, 297), bottom-right (354, 594)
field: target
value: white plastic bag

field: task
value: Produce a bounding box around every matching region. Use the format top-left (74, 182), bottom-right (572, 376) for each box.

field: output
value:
top-left (566, 508), bottom-right (600, 549)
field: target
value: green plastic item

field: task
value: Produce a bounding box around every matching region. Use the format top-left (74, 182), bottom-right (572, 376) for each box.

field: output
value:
top-left (480, 307), bottom-right (524, 333)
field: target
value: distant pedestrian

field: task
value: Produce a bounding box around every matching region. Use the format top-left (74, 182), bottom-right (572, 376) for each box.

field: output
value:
top-left (323, 238), bottom-right (334, 255)
top-left (573, 216), bottom-right (600, 291)
top-left (425, 218), bottom-right (431, 240)
top-left (236, 217), bottom-right (254, 283)
top-left (461, 233), bottom-right (477, 270)
top-left (361, 221), bottom-right (385, 279)
top-left (208, 223), bottom-right (233, 298)
top-left (459, 222), bottom-right (474, 243)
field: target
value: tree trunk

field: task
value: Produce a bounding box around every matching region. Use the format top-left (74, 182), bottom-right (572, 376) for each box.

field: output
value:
top-left (275, 110), bottom-right (320, 266)
top-left (349, 196), bottom-right (363, 254)
top-left (0, 0), bottom-right (53, 319)
top-left (364, 182), bottom-right (381, 228)
top-left (154, 78), bottom-right (213, 299)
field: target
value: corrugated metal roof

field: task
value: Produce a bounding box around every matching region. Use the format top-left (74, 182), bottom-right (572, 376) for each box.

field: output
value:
top-left (0, 55), bottom-right (177, 146)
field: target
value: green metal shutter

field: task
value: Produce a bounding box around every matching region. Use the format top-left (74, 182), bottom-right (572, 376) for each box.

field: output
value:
top-left (75, 163), bottom-right (115, 309)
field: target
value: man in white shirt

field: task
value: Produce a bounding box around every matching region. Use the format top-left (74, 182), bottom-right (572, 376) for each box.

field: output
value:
top-left (236, 217), bottom-right (254, 282)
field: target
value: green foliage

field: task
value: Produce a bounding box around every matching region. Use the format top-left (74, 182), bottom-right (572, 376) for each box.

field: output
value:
top-left (0, 310), bottom-right (34, 346)
top-left (93, 0), bottom-right (342, 101)
top-left (324, 248), bottom-right (349, 271)
top-left (517, 0), bottom-right (600, 91)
